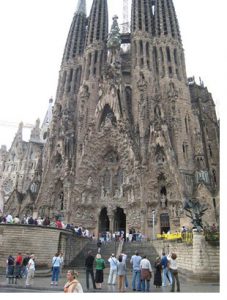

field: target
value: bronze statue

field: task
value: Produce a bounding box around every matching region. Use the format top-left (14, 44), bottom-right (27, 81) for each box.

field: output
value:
top-left (183, 199), bottom-right (208, 230)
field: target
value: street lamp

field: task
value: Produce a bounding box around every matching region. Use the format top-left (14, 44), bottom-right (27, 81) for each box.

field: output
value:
top-left (152, 210), bottom-right (156, 240)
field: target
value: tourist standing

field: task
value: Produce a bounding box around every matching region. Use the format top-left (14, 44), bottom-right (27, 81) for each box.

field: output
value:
top-left (140, 255), bottom-right (152, 292)
top-left (95, 254), bottom-right (105, 289)
top-left (85, 251), bottom-right (96, 290)
top-left (51, 253), bottom-right (62, 286)
top-left (97, 239), bottom-right (102, 253)
top-left (168, 253), bottom-right (180, 292)
top-left (153, 256), bottom-right (162, 288)
top-left (130, 250), bottom-right (142, 291)
top-left (6, 255), bottom-right (15, 283)
top-left (6, 214), bottom-right (13, 223)
top-left (117, 255), bottom-right (126, 292)
top-left (161, 252), bottom-right (172, 286)
top-left (64, 270), bottom-right (83, 293)
top-left (25, 254), bottom-right (35, 287)
top-left (121, 252), bottom-right (129, 288)
top-left (15, 252), bottom-right (23, 279)
top-left (21, 254), bottom-right (30, 278)
top-left (107, 253), bottom-right (118, 285)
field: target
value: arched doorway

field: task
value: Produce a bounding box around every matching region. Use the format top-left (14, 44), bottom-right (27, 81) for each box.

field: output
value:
top-left (114, 207), bottom-right (126, 234)
top-left (99, 207), bottom-right (110, 233)
top-left (160, 213), bottom-right (170, 234)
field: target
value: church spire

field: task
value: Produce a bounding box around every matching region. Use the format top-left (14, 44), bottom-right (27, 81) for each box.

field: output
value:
top-left (76, 0), bottom-right (86, 15)
top-left (131, 0), bottom-right (154, 34)
top-left (154, 0), bottom-right (181, 42)
top-left (62, 0), bottom-right (87, 63)
top-left (86, 0), bottom-right (108, 46)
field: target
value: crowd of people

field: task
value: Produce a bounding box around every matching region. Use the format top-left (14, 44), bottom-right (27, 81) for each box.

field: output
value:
top-left (84, 249), bottom-right (180, 293)
top-left (5, 248), bottom-right (179, 293)
top-left (0, 213), bottom-right (93, 238)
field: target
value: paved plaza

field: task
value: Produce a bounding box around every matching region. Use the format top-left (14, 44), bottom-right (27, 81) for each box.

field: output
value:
top-left (0, 269), bottom-right (219, 293)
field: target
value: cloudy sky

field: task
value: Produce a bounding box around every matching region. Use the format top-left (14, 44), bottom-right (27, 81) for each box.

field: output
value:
top-left (0, 0), bottom-right (226, 149)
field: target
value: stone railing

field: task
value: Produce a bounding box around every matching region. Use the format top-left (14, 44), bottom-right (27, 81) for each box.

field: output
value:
top-left (152, 231), bottom-right (219, 282)
top-left (0, 224), bottom-right (90, 268)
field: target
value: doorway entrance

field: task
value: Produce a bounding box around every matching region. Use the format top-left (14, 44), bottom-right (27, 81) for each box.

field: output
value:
top-left (114, 207), bottom-right (126, 234)
top-left (160, 213), bottom-right (170, 233)
top-left (99, 207), bottom-right (110, 233)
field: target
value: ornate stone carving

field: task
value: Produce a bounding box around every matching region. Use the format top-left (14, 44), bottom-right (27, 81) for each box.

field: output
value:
top-left (137, 72), bottom-right (148, 92)
top-left (80, 84), bottom-right (90, 100)
top-left (167, 82), bottom-right (178, 100)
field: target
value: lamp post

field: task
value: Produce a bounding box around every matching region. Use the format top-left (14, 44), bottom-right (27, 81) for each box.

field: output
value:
top-left (152, 210), bottom-right (155, 240)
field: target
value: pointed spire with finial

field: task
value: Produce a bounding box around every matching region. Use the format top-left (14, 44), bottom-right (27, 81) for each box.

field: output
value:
top-left (62, 0), bottom-right (87, 62)
top-left (76, 0), bottom-right (86, 15)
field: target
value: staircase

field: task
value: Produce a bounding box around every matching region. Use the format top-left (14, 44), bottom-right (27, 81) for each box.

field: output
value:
top-left (69, 240), bottom-right (119, 269)
top-left (122, 241), bottom-right (159, 270)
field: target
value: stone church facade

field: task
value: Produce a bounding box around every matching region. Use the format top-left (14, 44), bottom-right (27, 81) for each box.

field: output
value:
top-left (0, 0), bottom-right (219, 237)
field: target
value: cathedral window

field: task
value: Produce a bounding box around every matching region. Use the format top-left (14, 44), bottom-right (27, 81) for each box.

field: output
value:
top-left (183, 143), bottom-right (188, 160)
top-left (59, 192), bottom-right (64, 211)
top-left (176, 68), bottom-right (181, 81)
top-left (159, 47), bottom-right (165, 77)
top-left (174, 49), bottom-right (178, 65)
top-left (153, 47), bottom-right (159, 75)
top-left (208, 145), bottom-right (213, 157)
top-left (140, 58), bottom-right (144, 68)
top-left (185, 116), bottom-right (189, 134)
top-left (146, 42), bottom-right (150, 69)
top-left (140, 40), bottom-right (143, 56)
top-left (168, 66), bottom-right (173, 78)
top-left (212, 169), bottom-right (217, 184)
top-left (166, 47), bottom-right (171, 62)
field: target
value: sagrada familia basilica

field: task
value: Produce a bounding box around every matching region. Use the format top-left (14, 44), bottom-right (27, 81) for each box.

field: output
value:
top-left (0, 0), bottom-right (219, 237)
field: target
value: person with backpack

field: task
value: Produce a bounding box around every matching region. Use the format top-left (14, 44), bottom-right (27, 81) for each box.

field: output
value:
top-left (21, 253), bottom-right (30, 278)
top-left (6, 255), bottom-right (15, 283)
top-left (161, 252), bottom-right (172, 287)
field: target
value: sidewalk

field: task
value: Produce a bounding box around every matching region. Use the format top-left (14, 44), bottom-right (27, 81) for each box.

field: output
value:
top-left (0, 269), bottom-right (219, 293)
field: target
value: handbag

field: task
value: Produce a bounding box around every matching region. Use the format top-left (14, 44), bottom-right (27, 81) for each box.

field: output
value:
top-left (141, 269), bottom-right (152, 281)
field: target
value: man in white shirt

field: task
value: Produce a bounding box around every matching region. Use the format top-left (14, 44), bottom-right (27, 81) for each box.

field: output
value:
top-left (25, 254), bottom-right (35, 287)
top-left (140, 255), bottom-right (152, 292)
top-left (6, 214), bottom-right (13, 223)
top-left (108, 254), bottom-right (118, 285)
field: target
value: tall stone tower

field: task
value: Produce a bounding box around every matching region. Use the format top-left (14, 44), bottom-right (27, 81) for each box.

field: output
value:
top-left (2, 0), bottom-right (219, 237)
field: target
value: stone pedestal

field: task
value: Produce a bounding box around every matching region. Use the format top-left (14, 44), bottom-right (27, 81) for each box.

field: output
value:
top-left (192, 231), bottom-right (210, 274)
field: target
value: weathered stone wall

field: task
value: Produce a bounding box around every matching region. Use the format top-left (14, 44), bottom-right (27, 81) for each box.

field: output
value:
top-left (0, 224), bottom-right (89, 268)
top-left (152, 232), bottom-right (219, 280)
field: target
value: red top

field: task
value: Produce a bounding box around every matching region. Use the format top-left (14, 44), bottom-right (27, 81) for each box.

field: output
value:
top-left (56, 220), bottom-right (63, 229)
top-left (16, 255), bottom-right (23, 265)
